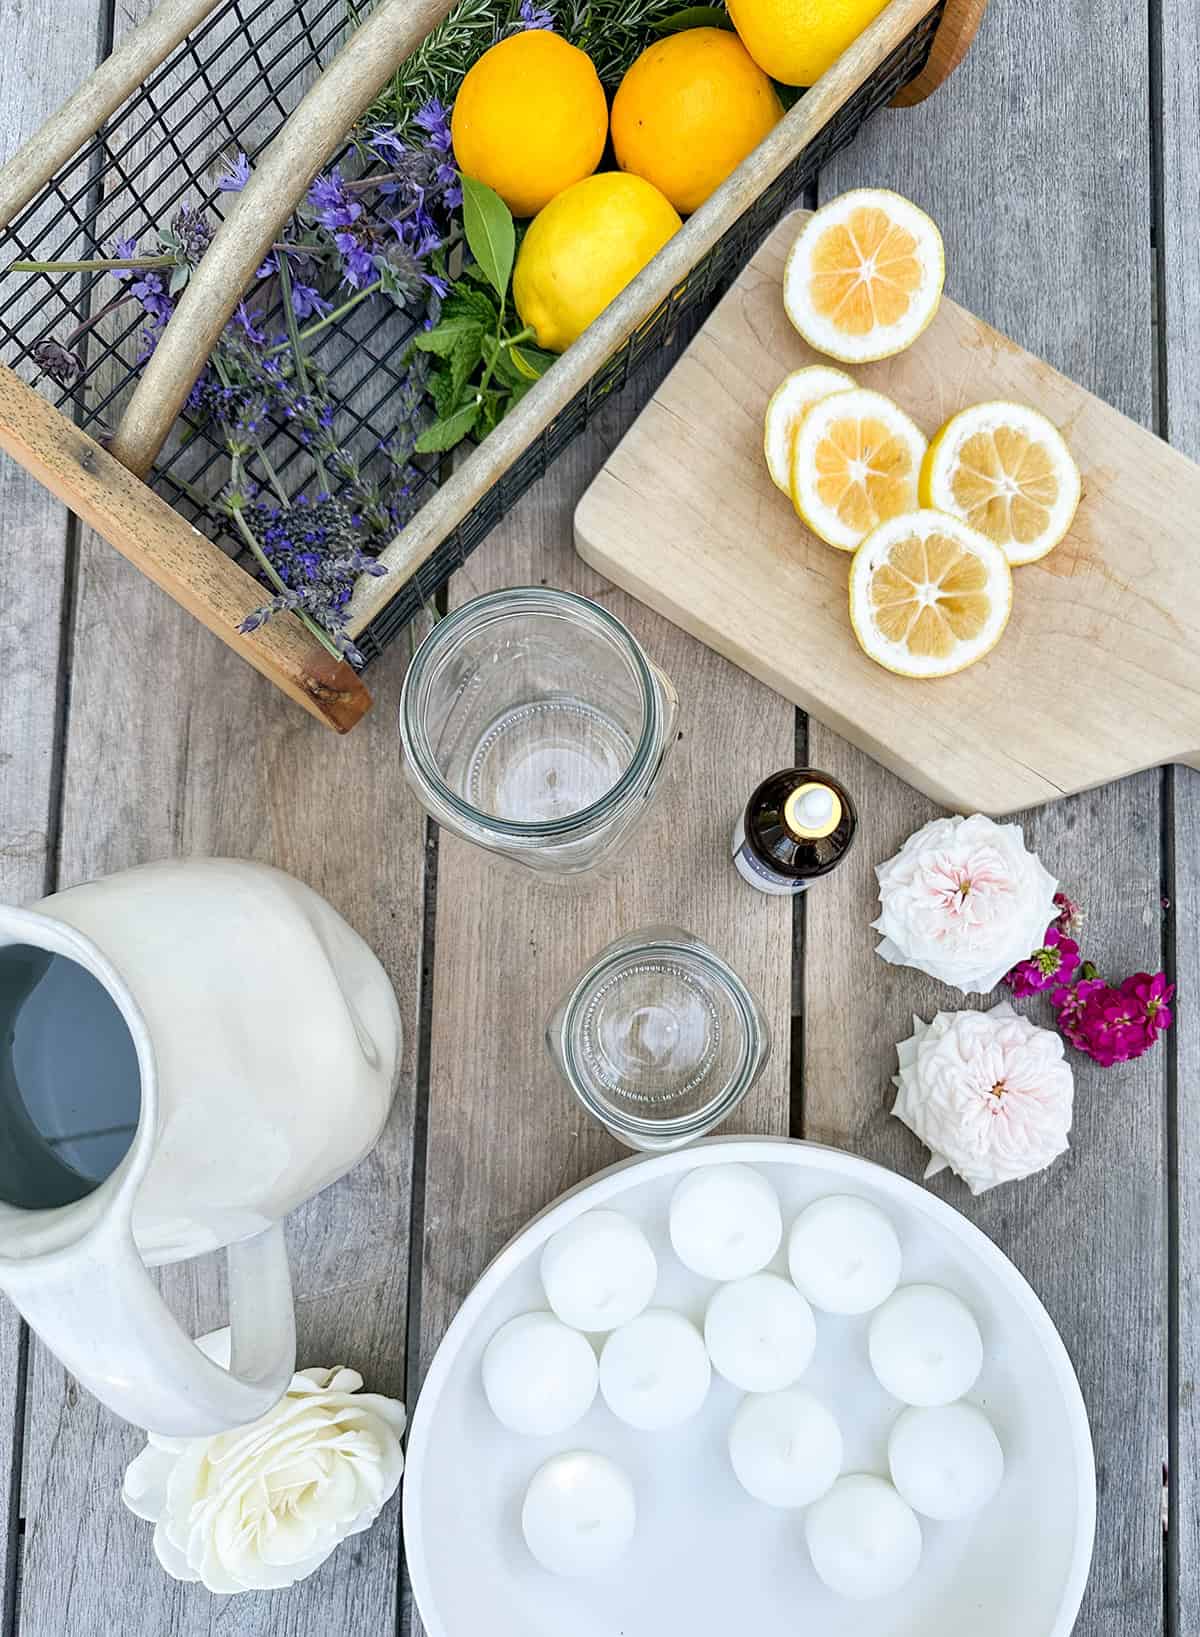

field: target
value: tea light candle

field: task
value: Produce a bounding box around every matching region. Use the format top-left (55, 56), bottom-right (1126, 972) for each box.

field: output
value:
top-left (521, 1451), bottom-right (636, 1577)
top-left (728, 1387), bottom-right (842, 1507)
top-left (482, 1312), bottom-right (598, 1436)
top-left (540, 1210), bottom-right (657, 1333)
top-left (704, 1273), bottom-right (816, 1393)
top-left (888, 1403), bottom-right (1005, 1520)
top-left (788, 1195), bottom-right (902, 1315)
top-left (599, 1309), bottom-right (711, 1430)
top-left (669, 1163), bottom-right (782, 1281)
top-left (868, 1284), bottom-right (983, 1407)
top-left (804, 1474), bottom-right (923, 1601)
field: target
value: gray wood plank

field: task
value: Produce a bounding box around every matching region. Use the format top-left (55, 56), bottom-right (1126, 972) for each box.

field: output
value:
top-left (811, 3), bottom-right (1163, 1634)
top-left (9, 6), bottom-right (425, 1635)
top-left (1159, 0), bottom-right (1200, 1625)
top-left (405, 373), bottom-right (796, 1633)
top-left (0, 0), bottom-right (110, 1626)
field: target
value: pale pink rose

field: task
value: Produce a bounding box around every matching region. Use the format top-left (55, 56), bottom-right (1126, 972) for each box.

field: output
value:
top-left (892, 1003), bottom-right (1073, 1194)
top-left (874, 814), bottom-right (1058, 993)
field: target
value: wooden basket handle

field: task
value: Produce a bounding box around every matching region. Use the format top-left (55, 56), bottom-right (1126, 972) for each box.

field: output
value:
top-left (107, 0), bottom-right (460, 479)
top-left (891, 0), bottom-right (989, 105)
top-left (0, 0), bottom-right (226, 229)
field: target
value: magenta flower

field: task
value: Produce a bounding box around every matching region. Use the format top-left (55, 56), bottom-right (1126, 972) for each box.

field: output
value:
top-left (1052, 967), bottom-right (1175, 1067)
top-left (1005, 924), bottom-right (1081, 998)
top-left (1052, 892), bottom-right (1084, 936)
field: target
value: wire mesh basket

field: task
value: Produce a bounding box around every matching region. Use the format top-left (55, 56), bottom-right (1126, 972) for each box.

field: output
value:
top-left (0, 0), bottom-right (982, 730)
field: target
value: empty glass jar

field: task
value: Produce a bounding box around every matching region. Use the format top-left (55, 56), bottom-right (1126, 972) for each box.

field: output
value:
top-left (399, 588), bottom-right (678, 878)
top-left (546, 927), bottom-right (772, 1152)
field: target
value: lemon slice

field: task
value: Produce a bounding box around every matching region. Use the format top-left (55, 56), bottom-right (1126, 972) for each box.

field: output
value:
top-left (920, 400), bottom-right (1082, 566)
top-left (849, 510), bottom-right (1013, 679)
top-left (784, 189), bottom-right (945, 363)
top-left (790, 388), bottom-right (927, 551)
top-left (763, 367), bottom-right (856, 493)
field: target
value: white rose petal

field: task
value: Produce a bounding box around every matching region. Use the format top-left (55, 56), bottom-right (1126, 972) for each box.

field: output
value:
top-left (874, 814), bottom-right (1058, 994)
top-left (892, 1002), bottom-right (1074, 1194)
top-left (121, 1329), bottom-right (406, 1595)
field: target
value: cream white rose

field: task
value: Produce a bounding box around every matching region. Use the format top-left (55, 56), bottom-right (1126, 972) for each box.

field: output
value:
top-left (874, 814), bottom-right (1058, 993)
top-left (122, 1330), bottom-right (406, 1593)
top-left (893, 1003), bottom-right (1073, 1194)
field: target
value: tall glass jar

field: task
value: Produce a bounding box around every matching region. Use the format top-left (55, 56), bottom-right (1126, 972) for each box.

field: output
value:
top-left (399, 588), bottom-right (678, 878)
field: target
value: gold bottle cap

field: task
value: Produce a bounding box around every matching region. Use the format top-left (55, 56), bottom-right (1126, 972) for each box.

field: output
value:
top-left (783, 782), bottom-right (841, 840)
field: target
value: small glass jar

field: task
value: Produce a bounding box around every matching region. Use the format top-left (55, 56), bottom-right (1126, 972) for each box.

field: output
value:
top-left (399, 588), bottom-right (679, 879)
top-left (545, 927), bottom-right (772, 1152)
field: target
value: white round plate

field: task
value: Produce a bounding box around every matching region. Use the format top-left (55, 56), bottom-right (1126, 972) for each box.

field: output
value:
top-left (404, 1138), bottom-right (1095, 1637)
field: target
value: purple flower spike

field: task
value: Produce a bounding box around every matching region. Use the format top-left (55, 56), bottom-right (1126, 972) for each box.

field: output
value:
top-left (290, 281), bottom-right (333, 320)
top-left (518, 0), bottom-right (555, 28)
top-left (218, 152), bottom-right (251, 192)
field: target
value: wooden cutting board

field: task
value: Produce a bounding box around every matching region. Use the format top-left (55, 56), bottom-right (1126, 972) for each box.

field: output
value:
top-left (574, 212), bottom-right (1200, 814)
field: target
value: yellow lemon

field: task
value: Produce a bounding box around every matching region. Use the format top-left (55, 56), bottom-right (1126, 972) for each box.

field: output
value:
top-left (611, 28), bottom-right (782, 215)
top-left (849, 510), bottom-right (1013, 679)
top-left (726, 0), bottom-right (889, 86)
top-left (450, 32), bottom-right (608, 218)
top-left (790, 388), bottom-right (927, 551)
top-left (920, 401), bottom-right (1082, 566)
top-left (784, 189), bottom-right (945, 364)
top-left (513, 173), bottom-right (682, 353)
top-left (763, 365), bottom-right (855, 492)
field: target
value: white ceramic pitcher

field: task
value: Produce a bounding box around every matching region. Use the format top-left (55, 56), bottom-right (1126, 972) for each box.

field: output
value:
top-left (0, 858), bottom-right (401, 1436)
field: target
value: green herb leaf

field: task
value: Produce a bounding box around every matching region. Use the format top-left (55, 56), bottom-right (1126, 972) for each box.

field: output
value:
top-left (413, 314), bottom-right (486, 358)
top-left (449, 328), bottom-right (484, 404)
top-left (168, 263), bottom-right (190, 295)
top-left (442, 285), bottom-right (499, 328)
top-left (652, 6), bottom-right (732, 33)
top-left (415, 399), bottom-right (481, 454)
top-left (508, 343), bottom-right (555, 381)
top-left (428, 363), bottom-right (460, 420)
top-left (461, 176), bottom-right (516, 303)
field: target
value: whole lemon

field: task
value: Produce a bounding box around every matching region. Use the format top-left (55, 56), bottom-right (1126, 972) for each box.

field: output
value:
top-left (513, 173), bottom-right (682, 353)
top-left (450, 32), bottom-right (608, 218)
top-left (611, 29), bottom-right (782, 215)
top-left (726, 0), bottom-right (889, 86)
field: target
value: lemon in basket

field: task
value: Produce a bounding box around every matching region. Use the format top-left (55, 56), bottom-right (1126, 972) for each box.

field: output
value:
top-left (784, 189), bottom-right (944, 363)
top-left (726, 0), bottom-right (890, 86)
top-left (763, 365), bottom-right (855, 492)
top-left (514, 173), bottom-right (682, 354)
top-left (790, 387), bottom-right (926, 550)
top-left (611, 29), bottom-right (782, 216)
top-left (450, 32), bottom-right (607, 218)
top-left (849, 510), bottom-right (1013, 679)
top-left (920, 401), bottom-right (1082, 565)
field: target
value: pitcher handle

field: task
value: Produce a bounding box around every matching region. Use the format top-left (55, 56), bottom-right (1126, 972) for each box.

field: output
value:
top-left (10, 1217), bottom-right (296, 1436)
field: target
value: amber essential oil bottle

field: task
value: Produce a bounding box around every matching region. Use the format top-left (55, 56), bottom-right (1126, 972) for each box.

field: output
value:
top-left (732, 768), bottom-right (858, 895)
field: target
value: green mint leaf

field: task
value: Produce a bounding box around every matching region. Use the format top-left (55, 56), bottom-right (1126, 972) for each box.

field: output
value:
top-left (415, 400), bottom-right (481, 454)
top-left (449, 328), bottom-right (483, 404)
top-left (652, 6), bottom-right (732, 33)
top-left (442, 285), bottom-right (499, 328)
top-left (414, 314), bottom-right (485, 358)
top-left (428, 363), bottom-right (460, 420)
top-left (461, 176), bottom-right (516, 303)
top-left (508, 342), bottom-right (555, 381)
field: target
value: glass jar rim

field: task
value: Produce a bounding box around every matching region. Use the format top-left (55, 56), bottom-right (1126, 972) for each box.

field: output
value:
top-left (556, 935), bottom-right (763, 1142)
top-left (398, 587), bottom-right (664, 840)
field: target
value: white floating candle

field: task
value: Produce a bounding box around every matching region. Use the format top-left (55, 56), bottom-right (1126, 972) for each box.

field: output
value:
top-left (704, 1273), bottom-right (816, 1393)
top-left (888, 1402), bottom-right (1004, 1520)
top-left (669, 1163), bottom-right (782, 1281)
top-left (868, 1284), bottom-right (983, 1407)
top-left (599, 1309), bottom-right (711, 1430)
top-left (482, 1312), bottom-right (598, 1436)
top-left (804, 1474), bottom-right (923, 1601)
top-left (728, 1387), bottom-right (842, 1507)
top-left (540, 1209), bottom-right (657, 1333)
top-left (788, 1195), bottom-right (902, 1315)
top-left (521, 1451), bottom-right (636, 1577)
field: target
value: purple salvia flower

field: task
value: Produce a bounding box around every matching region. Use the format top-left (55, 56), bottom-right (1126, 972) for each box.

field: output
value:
top-left (334, 231), bottom-right (376, 290)
top-left (368, 126), bottom-right (407, 164)
top-left (307, 170), bottom-right (363, 232)
top-left (290, 281), bottom-right (333, 319)
top-left (414, 98), bottom-right (452, 153)
top-left (518, 0), bottom-right (554, 28)
top-left (218, 152), bottom-right (251, 192)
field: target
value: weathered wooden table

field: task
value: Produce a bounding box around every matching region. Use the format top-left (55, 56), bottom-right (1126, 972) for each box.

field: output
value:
top-left (0, 1), bottom-right (1195, 1632)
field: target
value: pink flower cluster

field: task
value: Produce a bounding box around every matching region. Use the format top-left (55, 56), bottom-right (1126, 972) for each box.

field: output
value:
top-left (1004, 893), bottom-right (1175, 1068)
top-left (1052, 970), bottom-right (1174, 1068)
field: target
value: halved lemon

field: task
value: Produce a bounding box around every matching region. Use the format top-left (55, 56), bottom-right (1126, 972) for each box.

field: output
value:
top-left (849, 510), bottom-right (1013, 679)
top-left (766, 368), bottom-right (851, 494)
top-left (783, 188), bottom-right (945, 363)
top-left (790, 387), bottom-right (927, 551)
top-left (763, 366), bottom-right (856, 493)
top-left (920, 400), bottom-right (1082, 566)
